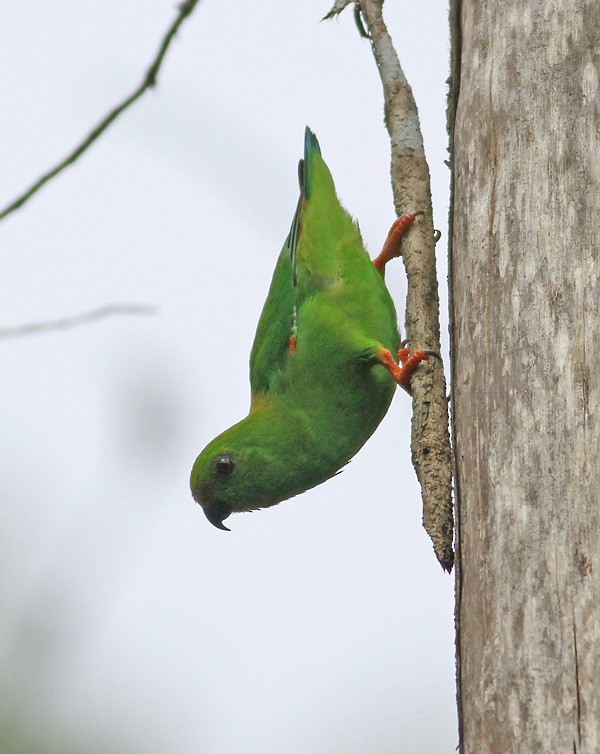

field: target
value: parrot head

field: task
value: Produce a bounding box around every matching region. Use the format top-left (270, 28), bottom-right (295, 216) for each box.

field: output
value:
top-left (190, 445), bottom-right (237, 530)
top-left (190, 410), bottom-right (308, 530)
top-left (190, 432), bottom-right (259, 531)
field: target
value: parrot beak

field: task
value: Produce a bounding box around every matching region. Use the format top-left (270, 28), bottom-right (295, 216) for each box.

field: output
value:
top-left (202, 500), bottom-right (232, 531)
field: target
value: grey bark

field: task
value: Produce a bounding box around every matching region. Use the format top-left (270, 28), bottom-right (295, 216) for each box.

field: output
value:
top-left (451, 0), bottom-right (600, 752)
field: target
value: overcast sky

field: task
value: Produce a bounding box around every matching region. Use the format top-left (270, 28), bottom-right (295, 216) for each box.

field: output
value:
top-left (1, 2), bottom-right (456, 752)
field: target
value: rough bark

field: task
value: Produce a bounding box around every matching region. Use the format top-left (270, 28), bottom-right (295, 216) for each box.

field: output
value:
top-left (451, 0), bottom-right (600, 751)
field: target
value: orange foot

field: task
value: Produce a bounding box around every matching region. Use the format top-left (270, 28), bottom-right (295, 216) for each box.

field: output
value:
top-left (373, 212), bottom-right (424, 273)
top-left (378, 345), bottom-right (439, 393)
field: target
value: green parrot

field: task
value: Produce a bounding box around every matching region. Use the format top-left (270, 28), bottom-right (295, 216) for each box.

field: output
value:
top-left (191, 127), bottom-right (432, 530)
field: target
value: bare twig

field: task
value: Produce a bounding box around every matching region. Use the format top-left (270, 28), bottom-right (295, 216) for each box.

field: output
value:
top-left (0, 0), bottom-right (201, 223)
top-left (326, 0), bottom-right (454, 570)
top-left (0, 304), bottom-right (157, 338)
top-left (323, 0), bottom-right (354, 18)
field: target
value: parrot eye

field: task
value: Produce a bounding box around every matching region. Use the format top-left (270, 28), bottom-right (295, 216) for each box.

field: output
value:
top-left (215, 453), bottom-right (235, 477)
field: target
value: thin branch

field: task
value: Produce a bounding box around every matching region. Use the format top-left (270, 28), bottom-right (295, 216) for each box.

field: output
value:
top-left (326, 0), bottom-right (454, 571)
top-left (323, 0), bottom-right (354, 18)
top-left (0, 305), bottom-right (157, 338)
top-left (0, 0), bottom-right (201, 223)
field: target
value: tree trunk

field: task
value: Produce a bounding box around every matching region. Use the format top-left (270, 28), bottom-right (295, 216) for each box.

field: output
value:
top-left (450, 1), bottom-right (600, 752)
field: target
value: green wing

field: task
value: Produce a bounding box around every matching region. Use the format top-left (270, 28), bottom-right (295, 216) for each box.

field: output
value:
top-left (249, 128), bottom-right (319, 394)
top-left (249, 127), bottom-right (381, 396)
top-left (249, 239), bottom-right (295, 395)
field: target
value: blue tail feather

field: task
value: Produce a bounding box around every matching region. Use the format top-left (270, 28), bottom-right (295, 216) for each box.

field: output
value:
top-left (289, 127), bottom-right (321, 283)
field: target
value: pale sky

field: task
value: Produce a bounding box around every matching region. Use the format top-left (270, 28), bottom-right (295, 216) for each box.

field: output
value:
top-left (1, 2), bottom-right (456, 752)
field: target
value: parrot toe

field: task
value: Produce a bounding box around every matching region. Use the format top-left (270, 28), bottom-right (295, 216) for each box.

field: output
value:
top-left (378, 346), bottom-right (441, 393)
top-left (373, 211), bottom-right (424, 272)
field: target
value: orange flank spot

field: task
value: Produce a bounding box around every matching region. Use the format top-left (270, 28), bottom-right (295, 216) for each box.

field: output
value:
top-left (378, 346), bottom-right (432, 393)
top-left (373, 212), bottom-right (424, 272)
top-left (289, 335), bottom-right (297, 354)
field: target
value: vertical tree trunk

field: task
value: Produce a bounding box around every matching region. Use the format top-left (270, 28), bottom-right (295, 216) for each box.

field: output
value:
top-left (450, 1), bottom-right (600, 752)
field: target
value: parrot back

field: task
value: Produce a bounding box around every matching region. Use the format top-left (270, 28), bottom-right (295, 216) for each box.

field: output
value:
top-left (250, 127), bottom-right (400, 473)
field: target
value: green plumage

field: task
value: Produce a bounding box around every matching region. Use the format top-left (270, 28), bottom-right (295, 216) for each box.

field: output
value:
top-left (190, 128), bottom-right (400, 529)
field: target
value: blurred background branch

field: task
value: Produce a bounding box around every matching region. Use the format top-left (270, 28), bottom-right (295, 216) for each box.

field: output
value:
top-left (0, 305), bottom-right (157, 338)
top-left (0, 0), bottom-right (201, 223)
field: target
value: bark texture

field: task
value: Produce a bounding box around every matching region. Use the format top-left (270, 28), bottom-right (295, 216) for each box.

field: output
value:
top-left (451, 1), bottom-right (600, 751)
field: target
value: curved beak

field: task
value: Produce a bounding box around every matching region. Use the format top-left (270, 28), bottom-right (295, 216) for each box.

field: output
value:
top-left (202, 500), bottom-right (232, 531)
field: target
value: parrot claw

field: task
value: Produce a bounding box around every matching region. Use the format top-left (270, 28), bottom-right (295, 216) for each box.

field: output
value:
top-left (379, 346), bottom-right (438, 393)
top-left (399, 340), bottom-right (441, 364)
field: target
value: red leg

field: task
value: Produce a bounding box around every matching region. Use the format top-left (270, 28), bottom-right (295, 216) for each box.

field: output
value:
top-left (373, 212), bottom-right (424, 273)
top-left (378, 346), bottom-right (432, 393)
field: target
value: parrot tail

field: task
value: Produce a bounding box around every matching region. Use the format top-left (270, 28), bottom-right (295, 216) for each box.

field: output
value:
top-left (288, 126), bottom-right (321, 284)
top-left (301, 126), bottom-right (321, 200)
